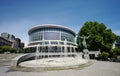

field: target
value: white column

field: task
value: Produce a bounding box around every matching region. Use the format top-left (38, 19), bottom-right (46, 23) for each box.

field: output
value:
top-left (70, 45), bottom-right (71, 52)
top-left (74, 47), bottom-right (75, 52)
top-left (60, 32), bottom-right (61, 40)
top-left (35, 44), bottom-right (39, 60)
top-left (60, 46), bottom-right (62, 57)
top-left (42, 31), bottom-right (44, 40)
top-left (64, 39), bottom-right (67, 57)
top-left (73, 47), bottom-right (76, 57)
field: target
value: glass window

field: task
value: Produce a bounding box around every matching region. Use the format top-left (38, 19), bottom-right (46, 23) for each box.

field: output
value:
top-left (61, 32), bottom-right (74, 42)
top-left (29, 27), bottom-right (75, 42)
top-left (29, 31), bottom-right (43, 41)
top-left (44, 32), bottom-right (60, 40)
top-left (51, 41), bottom-right (58, 45)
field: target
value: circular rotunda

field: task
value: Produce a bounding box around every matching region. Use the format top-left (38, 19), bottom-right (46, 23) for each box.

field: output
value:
top-left (16, 24), bottom-right (89, 68)
top-left (26, 24), bottom-right (77, 58)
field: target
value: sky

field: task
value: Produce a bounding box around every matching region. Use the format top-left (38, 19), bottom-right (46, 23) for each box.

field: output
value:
top-left (0, 0), bottom-right (120, 46)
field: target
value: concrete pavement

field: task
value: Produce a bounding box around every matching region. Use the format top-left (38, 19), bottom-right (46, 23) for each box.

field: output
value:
top-left (0, 61), bottom-right (120, 76)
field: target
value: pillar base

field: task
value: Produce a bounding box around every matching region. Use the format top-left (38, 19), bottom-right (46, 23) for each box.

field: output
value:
top-left (83, 49), bottom-right (89, 59)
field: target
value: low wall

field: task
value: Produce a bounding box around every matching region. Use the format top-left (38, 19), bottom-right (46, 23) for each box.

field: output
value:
top-left (11, 52), bottom-right (83, 66)
top-left (11, 53), bottom-right (35, 66)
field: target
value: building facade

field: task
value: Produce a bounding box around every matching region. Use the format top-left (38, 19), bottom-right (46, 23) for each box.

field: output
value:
top-left (26, 24), bottom-right (77, 58)
top-left (0, 37), bottom-right (12, 46)
top-left (1, 32), bottom-right (15, 41)
top-left (0, 32), bottom-right (24, 51)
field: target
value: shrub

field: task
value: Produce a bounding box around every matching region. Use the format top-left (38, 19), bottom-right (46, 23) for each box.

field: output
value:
top-left (0, 45), bottom-right (17, 53)
top-left (111, 48), bottom-right (120, 55)
top-left (100, 52), bottom-right (110, 60)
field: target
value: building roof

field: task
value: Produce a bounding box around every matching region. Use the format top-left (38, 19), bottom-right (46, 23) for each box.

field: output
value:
top-left (28, 24), bottom-right (76, 36)
top-left (0, 37), bottom-right (12, 43)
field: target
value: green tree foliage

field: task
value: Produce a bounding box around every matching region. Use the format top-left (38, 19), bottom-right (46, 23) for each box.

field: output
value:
top-left (25, 47), bottom-right (36, 53)
top-left (18, 48), bottom-right (25, 53)
top-left (77, 21), bottom-right (117, 52)
top-left (116, 36), bottom-right (120, 48)
top-left (116, 36), bottom-right (120, 43)
top-left (100, 52), bottom-right (110, 60)
top-left (10, 48), bottom-right (16, 53)
top-left (110, 48), bottom-right (120, 61)
top-left (0, 46), bottom-right (16, 53)
top-left (111, 48), bottom-right (120, 55)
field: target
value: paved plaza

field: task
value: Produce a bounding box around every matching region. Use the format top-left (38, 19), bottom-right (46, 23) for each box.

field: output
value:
top-left (0, 61), bottom-right (120, 76)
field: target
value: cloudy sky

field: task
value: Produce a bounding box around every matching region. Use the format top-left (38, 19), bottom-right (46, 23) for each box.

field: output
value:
top-left (0, 0), bottom-right (120, 46)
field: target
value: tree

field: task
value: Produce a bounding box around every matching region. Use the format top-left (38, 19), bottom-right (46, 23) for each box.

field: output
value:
top-left (116, 36), bottom-right (120, 48)
top-left (111, 48), bottom-right (120, 56)
top-left (1, 46), bottom-right (11, 53)
top-left (0, 45), bottom-right (16, 53)
top-left (77, 21), bottom-right (117, 52)
top-left (100, 52), bottom-right (110, 60)
top-left (116, 36), bottom-right (120, 43)
top-left (110, 48), bottom-right (120, 61)
top-left (18, 48), bottom-right (25, 53)
top-left (10, 48), bottom-right (16, 53)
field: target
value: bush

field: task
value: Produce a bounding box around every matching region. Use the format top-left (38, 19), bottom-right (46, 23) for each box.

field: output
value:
top-left (111, 48), bottom-right (120, 55)
top-left (110, 48), bottom-right (120, 61)
top-left (10, 48), bottom-right (16, 53)
top-left (0, 45), bottom-right (17, 53)
top-left (100, 52), bottom-right (110, 60)
top-left (18, 48), bottom-right (25, 53)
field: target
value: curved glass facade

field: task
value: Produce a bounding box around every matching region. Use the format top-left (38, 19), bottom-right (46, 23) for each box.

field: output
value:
top-left (30, 31), bottom-right (43, 41)
top-left (29, 27), bottom-right (75, 43)
top-left (26, 24), bottom-right (77, 58)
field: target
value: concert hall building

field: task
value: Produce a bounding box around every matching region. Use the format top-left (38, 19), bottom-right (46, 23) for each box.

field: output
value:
top-left (25, 24), bottom-right (77, 58)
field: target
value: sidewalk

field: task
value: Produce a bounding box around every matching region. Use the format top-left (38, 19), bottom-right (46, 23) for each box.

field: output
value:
top-left (0, 61), bottom-right (120, 76)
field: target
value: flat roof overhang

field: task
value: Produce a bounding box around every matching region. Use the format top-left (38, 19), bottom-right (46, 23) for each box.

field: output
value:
top-left (28, 24), bottom-right (76, 36)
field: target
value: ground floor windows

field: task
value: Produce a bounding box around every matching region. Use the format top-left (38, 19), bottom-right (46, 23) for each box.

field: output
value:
top-left (25, 46), bottom-right (76, 53)
top-left (39, 54), bottom-right (75, 58)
